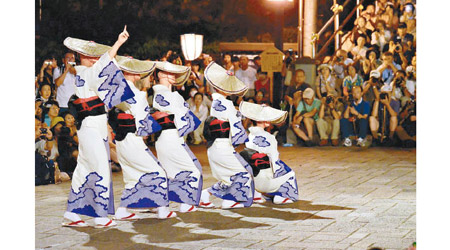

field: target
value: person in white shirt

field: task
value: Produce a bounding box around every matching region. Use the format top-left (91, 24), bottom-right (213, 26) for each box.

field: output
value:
top-left (235, 56), bottom-right (257, 98)
top-left (53, 52), bottom-right (77, 114)
top-left (189, 92), bottom-right (209, 144)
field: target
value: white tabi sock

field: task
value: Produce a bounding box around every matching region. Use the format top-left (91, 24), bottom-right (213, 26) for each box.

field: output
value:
top-left (273, 195), bottom-right (293, 204)
top-left (201, 189), bottom-right (211, 203)
top-left (157, 206), bottom-right (177, 219)
top-left (63, 211), bottom-right (82, 222)
top-left (179, 203), bottom-right (198, 213)
top-left (94, 217), bottom-right (117, 226)
top-left (115, 207), bottom-right (140, 220)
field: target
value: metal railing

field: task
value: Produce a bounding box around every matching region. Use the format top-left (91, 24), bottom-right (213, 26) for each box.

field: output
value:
top-left (311, 0), bottom-right (365, 59)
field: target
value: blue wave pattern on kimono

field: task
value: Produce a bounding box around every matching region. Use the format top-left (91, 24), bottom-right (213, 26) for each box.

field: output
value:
top-left (178, 110), bottom-right (201, 137)
top-left (273, 159), bottom-right (293, 178)
top-left (209, 172), bottom-right (252, 203)
top-left (155, 94), bottom-right (170, 107)
top-left (231, 120), bottom-right (248, 146)
top-left (97, 61), bottom-right (135, 109)
top-left (137, 107), bottom-right (162, 136)
top-left (67, 172), bottom-right (110, 218)
top-left (181, 143), bottom-right (203, 204)
top-left (168, 171), bottom-right (199, 205)
top-left (120, 172), bottom-right (169, 208)
top-left (268, 176), bottom-right (299, 201)
top-left (253, 136), bottom-right (271, 147)
top-left (183, 101), bottom-right (190, 109)
top-left (212, 100), bottom-right (227, 112)
top-left (75, 75), bottom-right (85, 87)
top-left (125, 97), bottom-right (137, 104)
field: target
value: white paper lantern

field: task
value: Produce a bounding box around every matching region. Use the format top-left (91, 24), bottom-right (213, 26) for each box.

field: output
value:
top-left (180, 33), bottom-right (203, 61)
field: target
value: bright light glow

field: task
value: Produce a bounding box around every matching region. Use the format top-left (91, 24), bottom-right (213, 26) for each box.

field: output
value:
top-left (180, 34), bottom-right (203, 61)
top-left (268, 0), bottom-right (293, 2)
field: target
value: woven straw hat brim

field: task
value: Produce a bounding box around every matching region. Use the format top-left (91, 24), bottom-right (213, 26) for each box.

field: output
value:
top-left (155, 61), bottom-right (191, 86)
top-left (239, 101), bottom-right (288, 125)
top-left (116, 56), bottom-right (157, 75)
top-left (63, 37), bottom-right (111, 57)
top-left (204, 62), bottom-right (248, 96)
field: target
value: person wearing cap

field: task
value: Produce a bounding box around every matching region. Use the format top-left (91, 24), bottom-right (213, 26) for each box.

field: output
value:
top-left (369, 85), bottom-right (400, 146)
top-left (109, 56), bottom-right (178, 220)
top-left (292, 88), bottom-right (321, 147)
top-left (315, 64), bottom-right (338, 100)
top-left (152, 61), bottom-right (204, 214)
top-left (341, 85), bottom-right (371, 147)
top-left (200, 62), bottom-right (256, 209)
top-left (62, 26), bottom-right (136, 228)
top-left (317, 93), bottom-right (345, 146)
top-left (239, 101), bottom-right (299, 204)
top-left (362, 70), bottom-right (382, 105)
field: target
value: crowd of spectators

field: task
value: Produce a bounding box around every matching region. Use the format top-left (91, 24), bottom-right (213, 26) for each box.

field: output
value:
top-left (35, 0), bottom-right (416, 186)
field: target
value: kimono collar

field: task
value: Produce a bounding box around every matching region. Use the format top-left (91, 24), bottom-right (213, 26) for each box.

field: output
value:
top-left (249, 126), bottom-right (265, 135)
top-left (153, 84), bottom-right (171, 93)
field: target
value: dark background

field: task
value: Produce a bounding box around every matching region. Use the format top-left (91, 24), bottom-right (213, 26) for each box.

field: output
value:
top-left (35, 0), bottom-right (373, 71)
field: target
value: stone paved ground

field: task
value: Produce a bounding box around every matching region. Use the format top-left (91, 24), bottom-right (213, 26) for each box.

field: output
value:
top-left (35, 145), bottom-right (416, 250)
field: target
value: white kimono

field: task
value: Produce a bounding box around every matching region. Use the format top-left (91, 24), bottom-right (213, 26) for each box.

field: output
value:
top-left (152, 84), bottom-right (203, 205)
top-left (66, 53), bottom-right (135, 218)
top-left (245, 126), bottom-right (299, 201)
top-left (115, 81), bottom-right (169, 209)
top-left (207, 93), bottom-right (254, 207)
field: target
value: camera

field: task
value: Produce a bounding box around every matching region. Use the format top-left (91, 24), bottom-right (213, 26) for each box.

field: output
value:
top-left (40, 128), bottom-right (47, 139)
top-left (380, 93), bottom-right (388, 100)
top-left (326, 96), bottom-right (334, 104)
top-left (336, 56), bottom-right (344, 62)
top-left (347, 94), bottom-right (354, 104)
top-left (68, 62), bottom-right (76, 66)
top-left (394, 76), bottom-right (404, 87)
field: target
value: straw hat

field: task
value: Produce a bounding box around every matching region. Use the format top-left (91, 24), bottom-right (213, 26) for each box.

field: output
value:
top-left (116, 56), bottom-right (157, 77)
top-left (239, 101), bottom-right (287, 125)
top-left (63, 37), bottom-right (111, 57)
top-left (154, 61), bottom-right (191, 86)
top-left (204, 62), bottom-right (248, 96)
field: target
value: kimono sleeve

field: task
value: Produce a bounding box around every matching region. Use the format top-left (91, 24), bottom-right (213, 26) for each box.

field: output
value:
top-left (83, 53), bottom-right (135, 109)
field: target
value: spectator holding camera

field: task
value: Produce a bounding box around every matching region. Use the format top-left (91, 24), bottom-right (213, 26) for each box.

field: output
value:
top-left (317, 94), bottom-right (344, 146)
top-left (36, 57), bottom-right (57, 91)
top-left (54, 52), bottom-right (77, 115)
top-left (330, 49), bottom-right (354, 80)
top-left (343, 64), bottom-right (364, 97)
top-left (361, 48), bottom-right (382, 80)
top-left (391, 70), bottom-right (410, 107)
top-left (340, 86), bottom-right (371, 147)
top-left (315, 64), bottom-right (338, 100)
top-left (362, 70), bottom-right (382, 105)
top-left (35, 116), bottom-right (57, 185)
top-left (369, 85), bottom-right (400, 146)
top-left (376, 51), bottom-right (401, 86)
top-left (292, 88), bottom-right (321, 147)
top-left (396, 93), bottom-right (416, 148)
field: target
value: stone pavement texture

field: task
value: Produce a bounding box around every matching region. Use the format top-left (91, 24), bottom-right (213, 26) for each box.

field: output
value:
top-left (35, 146), bottom-right (416, 250)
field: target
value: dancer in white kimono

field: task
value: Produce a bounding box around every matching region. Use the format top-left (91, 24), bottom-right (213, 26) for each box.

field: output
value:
top-left (110, 56), bottom-right (177, 219)
top-left (200, 62), bottom-right (255, 209)
top-left (239, 101), bottom-right (299, 204)
top-left (62, 27), bottom-right (135, 228)
top-left (151, 61), bottom-right (203, 213)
